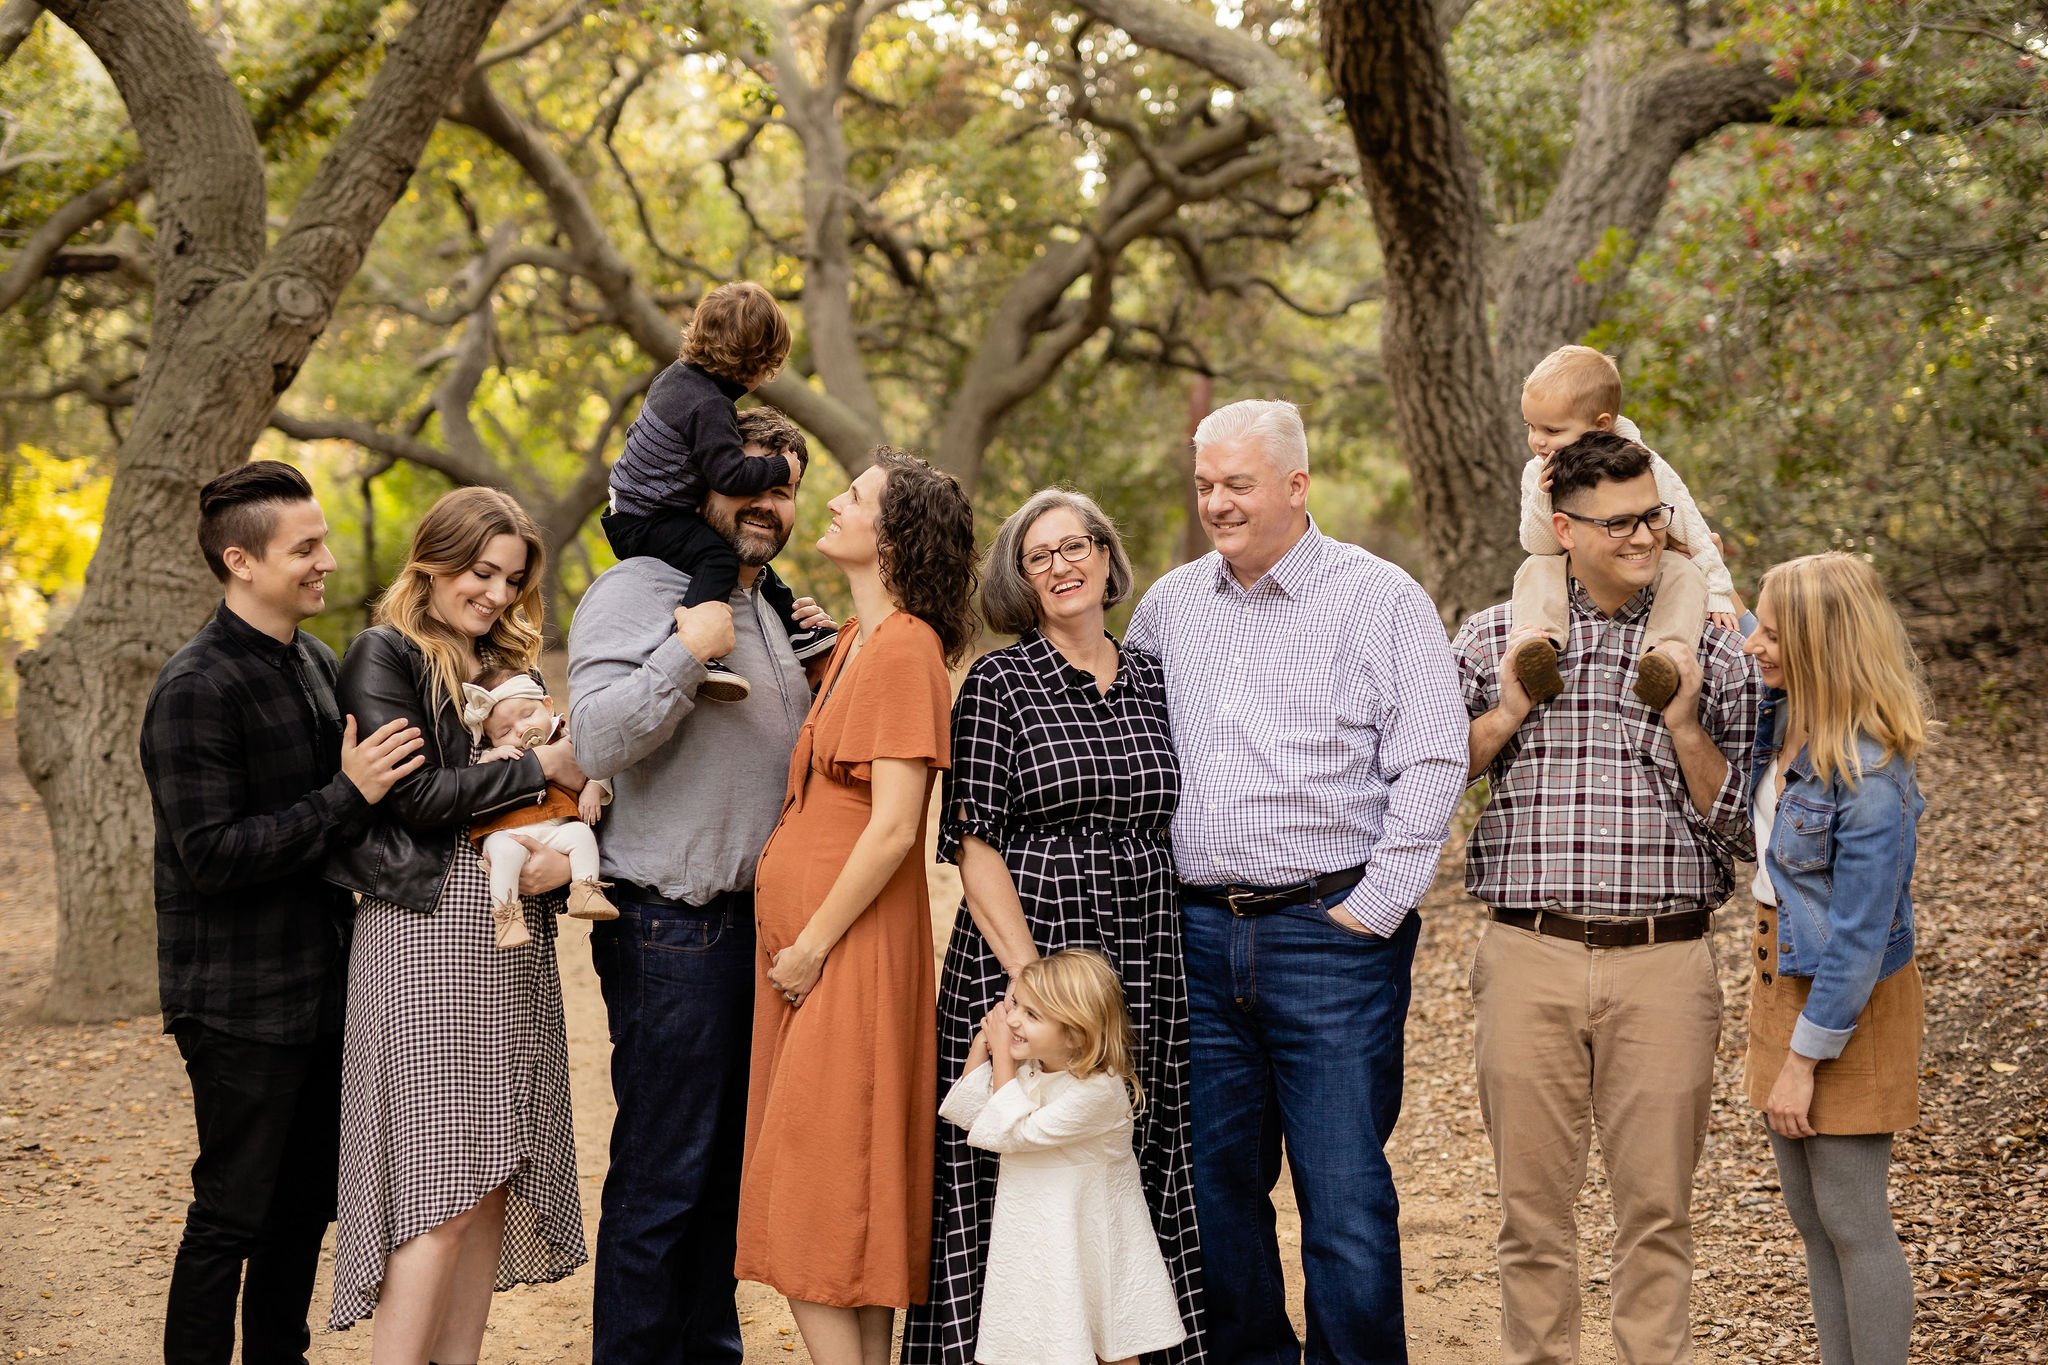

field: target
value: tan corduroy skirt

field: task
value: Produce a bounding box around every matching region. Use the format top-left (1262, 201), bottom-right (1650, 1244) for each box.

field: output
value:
top-left (1744, 901), bottom-right (1923, 1134)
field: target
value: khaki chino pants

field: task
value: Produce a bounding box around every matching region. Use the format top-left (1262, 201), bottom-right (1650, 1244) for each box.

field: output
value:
top-left (1472, 920), bottom-right (1723, 1365)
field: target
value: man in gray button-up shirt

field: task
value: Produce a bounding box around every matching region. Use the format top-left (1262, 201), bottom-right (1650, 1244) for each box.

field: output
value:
top-left (567, 407), bottom-right (815, 1364)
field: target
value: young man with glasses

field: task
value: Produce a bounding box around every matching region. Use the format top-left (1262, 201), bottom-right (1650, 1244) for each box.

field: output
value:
top-left (1510, 344), bottom-right (1739, 711)
top-left (1453, 429), bottom-right (1763, 1365)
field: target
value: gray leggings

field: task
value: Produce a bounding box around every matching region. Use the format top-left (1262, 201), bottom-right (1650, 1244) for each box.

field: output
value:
top-left (1767, 1129), bottom-right (1913, 1365)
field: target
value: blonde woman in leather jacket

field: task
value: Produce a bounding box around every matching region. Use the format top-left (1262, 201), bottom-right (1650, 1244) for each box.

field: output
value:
top-left (325, 487), bottom-right (591, 1359)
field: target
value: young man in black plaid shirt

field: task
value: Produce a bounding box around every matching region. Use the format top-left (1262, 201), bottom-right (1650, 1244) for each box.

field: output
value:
top-left (140, 461), bottom-right (423, 1365)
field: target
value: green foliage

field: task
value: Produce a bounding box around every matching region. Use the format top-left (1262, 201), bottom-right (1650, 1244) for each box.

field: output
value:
top-left (0, 445), bottom-right (110, 711)
top-left (8, 0), bottom-right (2046, 648)
top-left (1603, 3), bottom-right (2048, 635)
top-left (1447, 1), bottom-right (1588, 224)
top-left (0, 20), bottom-right (131, 235)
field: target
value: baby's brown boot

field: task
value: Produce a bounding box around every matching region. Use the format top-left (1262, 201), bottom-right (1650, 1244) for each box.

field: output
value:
top-left (567, 877), bottom-right (619, 922)
top-left (1634, 648), bottom-right (1680, 711)
top-left (1509, 636), bottom-right (1564, 706)
top-left (492, 894), bottom-right (531, 950)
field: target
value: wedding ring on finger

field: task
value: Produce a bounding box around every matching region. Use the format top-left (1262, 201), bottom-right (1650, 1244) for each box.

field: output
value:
top-left (783, 990), bottom-right (800, 1003)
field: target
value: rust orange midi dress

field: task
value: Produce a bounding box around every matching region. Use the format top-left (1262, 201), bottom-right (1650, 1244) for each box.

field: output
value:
top-left (736, 612), bottom-right (951, 1308)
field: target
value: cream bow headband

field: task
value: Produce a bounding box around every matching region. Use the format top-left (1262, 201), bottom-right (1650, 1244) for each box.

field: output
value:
top-left (459, 673), bottom-right (547, 742)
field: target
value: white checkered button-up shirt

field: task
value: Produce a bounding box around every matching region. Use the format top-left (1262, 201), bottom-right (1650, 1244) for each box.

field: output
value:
top-left (1452, 578), bottom-right (1762, 916)
top-left (1125, 518), bottom-right (1470, 936)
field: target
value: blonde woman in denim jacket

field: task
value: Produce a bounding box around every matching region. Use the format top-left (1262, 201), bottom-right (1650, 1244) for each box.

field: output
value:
top-left (1742, 551), bottom-right (1929, 1365)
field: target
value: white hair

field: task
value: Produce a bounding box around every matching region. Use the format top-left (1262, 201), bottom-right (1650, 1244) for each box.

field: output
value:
top-left (1192, 399), bottom-right (1309, 475)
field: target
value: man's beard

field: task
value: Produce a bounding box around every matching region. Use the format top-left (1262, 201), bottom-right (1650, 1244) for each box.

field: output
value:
top-left (706, 504), bottom-right (789, 568)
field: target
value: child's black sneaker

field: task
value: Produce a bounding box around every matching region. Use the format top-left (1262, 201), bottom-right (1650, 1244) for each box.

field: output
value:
top-left (698, 659), bottom-right (752, 703)
top-left (788, 624), bottom-right (839, 664)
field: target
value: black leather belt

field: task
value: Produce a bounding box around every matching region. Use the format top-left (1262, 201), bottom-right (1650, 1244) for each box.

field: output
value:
top-left (1488, 906), bottom-right (1711, 947)
top-left (1182, 864), bottom-right (1369, 918)
top-left (609, 881), bottom-right (750, 912)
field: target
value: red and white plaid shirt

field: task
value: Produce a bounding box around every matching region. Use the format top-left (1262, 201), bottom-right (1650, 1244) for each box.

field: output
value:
top-left (1452, 579), bottom-right (1762, 917)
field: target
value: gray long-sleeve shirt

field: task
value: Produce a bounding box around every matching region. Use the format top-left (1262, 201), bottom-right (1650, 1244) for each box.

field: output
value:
top-left (566, 557), bottom-right (809, 904)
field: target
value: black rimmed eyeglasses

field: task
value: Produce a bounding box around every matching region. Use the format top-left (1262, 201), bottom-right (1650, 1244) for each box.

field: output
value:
top-left (1020, 535), bottom-right (1103, 575)
top-left (1559, 503), bottom-right (1675, 538)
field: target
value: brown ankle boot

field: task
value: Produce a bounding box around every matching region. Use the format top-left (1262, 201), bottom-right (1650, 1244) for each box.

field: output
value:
top-left (567, 877), bottom-right (619, 922)
top-left (1509, 636), bottom-right (1564, 705)
top-left (1634, 648), bottom-right (1680, 711)
top-left (492, 895), bottom-right (531, 949)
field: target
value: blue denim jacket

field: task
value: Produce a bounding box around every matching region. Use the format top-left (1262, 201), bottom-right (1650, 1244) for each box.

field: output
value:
top-left (1749, 689), bottom-right (1923, 1059)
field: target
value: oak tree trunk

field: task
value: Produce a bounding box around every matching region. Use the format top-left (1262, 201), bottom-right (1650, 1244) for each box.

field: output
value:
top-left (17, 0), bottom-right (509, 1019)
top-left (1322, 0), bottom-right (1522, 624)
top-left (1322, 3), bottom-right (1791, 624)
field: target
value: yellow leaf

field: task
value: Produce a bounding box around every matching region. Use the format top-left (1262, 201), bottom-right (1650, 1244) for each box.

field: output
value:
top-left (1989, 1061), bottom-right (2019, 1073)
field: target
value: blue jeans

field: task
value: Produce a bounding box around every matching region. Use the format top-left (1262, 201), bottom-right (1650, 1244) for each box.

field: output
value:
top-left (1181, 894), bottom-right (1419, 1365)
top-left (590, 896), bottom-right (756, 1365)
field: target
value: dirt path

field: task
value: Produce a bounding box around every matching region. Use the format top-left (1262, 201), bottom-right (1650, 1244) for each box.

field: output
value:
top-left (4, 641), bottom-right (2042, 1362)
top-left (0, 715), bottom-right (1501, 1363)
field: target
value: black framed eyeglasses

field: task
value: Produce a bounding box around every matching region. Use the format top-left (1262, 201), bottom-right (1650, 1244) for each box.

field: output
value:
top-left (1020, 535), bottom-right (1102, 575)
top-left (1560, 503), bottom-right (1674, 539)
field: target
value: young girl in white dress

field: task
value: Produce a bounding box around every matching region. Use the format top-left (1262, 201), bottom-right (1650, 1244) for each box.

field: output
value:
top-left (939, 948), bottom-right (1187, 1365)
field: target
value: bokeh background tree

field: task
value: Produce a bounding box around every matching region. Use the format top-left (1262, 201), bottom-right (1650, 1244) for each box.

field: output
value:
top-left (4, 0), bottom-right (2043, 1018)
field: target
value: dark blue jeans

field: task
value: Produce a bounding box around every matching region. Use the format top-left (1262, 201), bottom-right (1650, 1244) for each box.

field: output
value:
top-left (1181, 894), bottom-right (1420, 1365)
top-left (590, 895), bottom-right (756, 1365)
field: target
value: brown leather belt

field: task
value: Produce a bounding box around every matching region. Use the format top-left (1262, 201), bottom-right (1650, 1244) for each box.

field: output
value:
top-left (1488, 906), bottom-right (1711, 948)
top-left (1181, 864), bottom-right (1369, 917)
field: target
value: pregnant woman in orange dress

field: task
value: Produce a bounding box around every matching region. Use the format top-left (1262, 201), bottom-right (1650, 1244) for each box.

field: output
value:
top-left (736, 448), bottom-right (980, 1365)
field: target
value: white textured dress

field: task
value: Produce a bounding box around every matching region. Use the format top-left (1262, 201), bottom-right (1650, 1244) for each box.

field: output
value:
top-left (940, 1061), bottom-right (1187, 1365)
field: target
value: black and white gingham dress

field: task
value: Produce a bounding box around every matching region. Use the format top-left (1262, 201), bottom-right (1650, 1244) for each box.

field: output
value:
top-left (328, 834), bottom-right (586, 1329)
top-left (902, 632), bottom-right (1207, 1364)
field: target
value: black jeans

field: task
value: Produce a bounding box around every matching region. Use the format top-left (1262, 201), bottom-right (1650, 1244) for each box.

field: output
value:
top-left (601, 508), bottom-right (803, 632)
top-left (164, 1022), bottom-right (342, 1365)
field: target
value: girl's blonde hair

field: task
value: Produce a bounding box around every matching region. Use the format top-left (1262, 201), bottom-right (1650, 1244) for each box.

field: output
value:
top-left (373, 487), bottom-right (547, 715)
top-left (1014, 949), bottom-right (1144, 1114)
top-left (1758, 551), bottom-right (1931, 787)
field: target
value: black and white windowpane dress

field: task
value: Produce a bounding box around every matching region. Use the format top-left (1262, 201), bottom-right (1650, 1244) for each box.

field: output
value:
top-left (903, 632), bottom-right (1207, 1364)
top-left (329, 833), bottom-right (586, 1329)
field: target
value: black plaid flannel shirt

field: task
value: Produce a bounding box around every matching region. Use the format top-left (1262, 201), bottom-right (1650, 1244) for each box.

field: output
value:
top-left (140, 603), bottom-right (372, 1042)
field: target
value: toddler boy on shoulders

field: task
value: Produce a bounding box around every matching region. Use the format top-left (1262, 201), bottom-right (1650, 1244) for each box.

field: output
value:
top-left (1509, 344), bottom-right (1739, 708)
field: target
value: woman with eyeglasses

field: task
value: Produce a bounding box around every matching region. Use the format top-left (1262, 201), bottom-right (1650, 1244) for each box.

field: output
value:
top-left (901, 489), bottom-right (1205, 1365)
top-left (1743, 551), bottom-right (1928, 1365)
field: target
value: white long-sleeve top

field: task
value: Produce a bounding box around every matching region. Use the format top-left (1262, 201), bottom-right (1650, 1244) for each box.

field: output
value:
top-left (940, 1060), bottom-right (1185, 1365)
top-left (1518, 415), bottom-right (1736, 615)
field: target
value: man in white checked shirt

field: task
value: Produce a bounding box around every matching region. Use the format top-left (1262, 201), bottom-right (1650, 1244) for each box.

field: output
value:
top-left (1453, 430), bottom-right (1761, 1365)
top-left (1125, 398), bottom-right (1468, 1365)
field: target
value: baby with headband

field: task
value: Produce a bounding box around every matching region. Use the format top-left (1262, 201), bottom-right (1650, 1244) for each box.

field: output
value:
top-left (462, 668), bottom-right (618, 949)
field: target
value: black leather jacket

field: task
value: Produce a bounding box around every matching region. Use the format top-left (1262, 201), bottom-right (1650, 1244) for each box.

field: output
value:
top-left (324, 626), bottom-right (548, 913)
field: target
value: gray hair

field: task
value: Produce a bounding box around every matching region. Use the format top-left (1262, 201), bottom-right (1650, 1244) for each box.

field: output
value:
top-left (981, 487), bottom-right (1135, 637)
top-left (1192, 398), bottom-right (1309, 475)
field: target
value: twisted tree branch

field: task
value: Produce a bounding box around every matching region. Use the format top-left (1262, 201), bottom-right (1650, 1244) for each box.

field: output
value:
top-left (0, 165), bottom-right (148, 313)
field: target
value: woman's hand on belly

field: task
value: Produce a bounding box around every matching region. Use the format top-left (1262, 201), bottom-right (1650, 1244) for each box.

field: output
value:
top-left (768, 936), bottom-right (826, 1005)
